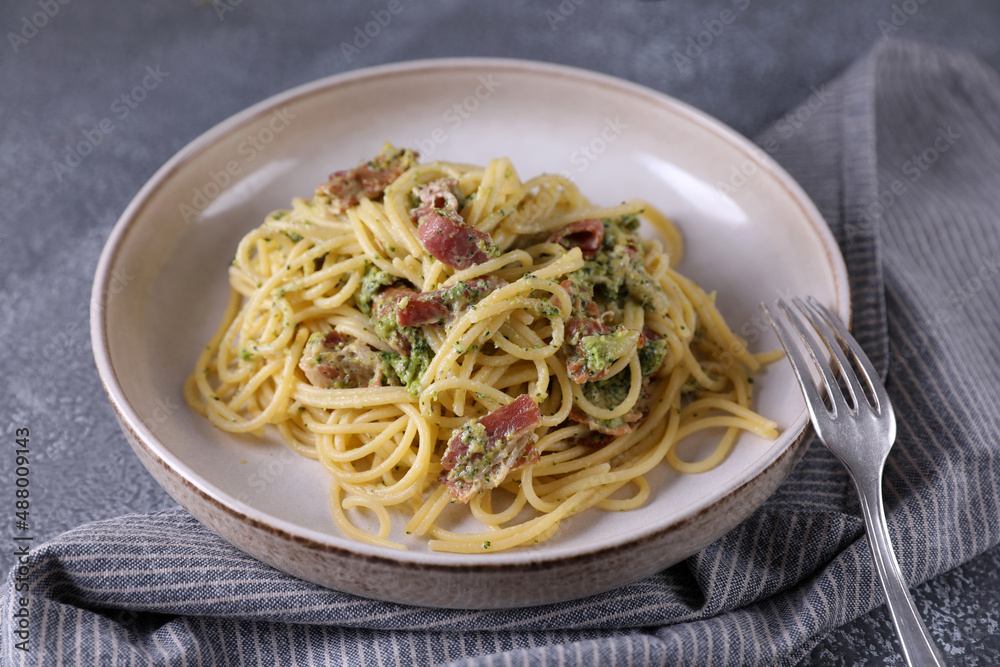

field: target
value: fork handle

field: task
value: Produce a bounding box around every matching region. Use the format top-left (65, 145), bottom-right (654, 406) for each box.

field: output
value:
top-left (854, 467), bottom-right (946, 666)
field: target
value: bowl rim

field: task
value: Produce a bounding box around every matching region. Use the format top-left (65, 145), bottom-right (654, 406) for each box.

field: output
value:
top-left (90, 56), bottom-right (850, 572)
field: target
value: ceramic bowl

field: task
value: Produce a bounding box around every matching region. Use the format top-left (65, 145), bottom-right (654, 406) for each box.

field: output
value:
top-left (91, 58), bottom-right (849, 609)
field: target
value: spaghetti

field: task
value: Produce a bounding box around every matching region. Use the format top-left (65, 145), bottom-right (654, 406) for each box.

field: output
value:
top-left (184, 145), bottom-right (779, 553)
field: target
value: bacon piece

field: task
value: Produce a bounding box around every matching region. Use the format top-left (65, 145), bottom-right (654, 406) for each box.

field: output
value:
top-left (412, 178), bottom-right (499, 270)
top-left (316, 146), bottom-right (417, 214)
top-left (638, 327), bottom-right (658, 346)
top-left (548, 219), bottom-right (604, 259)
top-left (440, 395), bottom-right (542, 503)
top-left (472, 394), bottom-right (541, 451)
top-left (397, 298), bottom-right (450, 327)
top-left (566, 316), bottom-right (611, 340)
top-left (298, 331), bottom-right (388, 388)
top-left (416, 211), bottom-right (498, 270)
top-left (396, 276), bottom-right (507, 327)
top-left (370, 286), bottom-right (419, 355)
top-left (366, 276), bottom-right (508, 364)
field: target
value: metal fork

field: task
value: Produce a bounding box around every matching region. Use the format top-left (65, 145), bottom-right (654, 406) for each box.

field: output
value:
top-left (762, 296), bottom-right (945, 667)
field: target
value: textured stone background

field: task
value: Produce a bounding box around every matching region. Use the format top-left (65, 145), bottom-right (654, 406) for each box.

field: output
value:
top-left (2, 1), bottom-right (999, 664)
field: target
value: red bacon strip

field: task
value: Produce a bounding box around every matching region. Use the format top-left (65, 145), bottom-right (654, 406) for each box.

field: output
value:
top-left (416, 211), bottom-right (497, 270)
top-left (548, 219), bottom-right (604, 259)
top-left (478, 394), bottom-right (541, 447)
top-left (397, 298), bottom-right (450, 328)
top-left (370, 286), bottom-right (420, 355)
top-left (316, 146), bottom-right (417, 214)
top-left (396, 276), bottom-right (507, 327)
top-left (412, 178), bottom-right (499, 270)
top-left (440, 395), bottom-right (542, 503)
top-left (559, 279), bottom-right (600, 319)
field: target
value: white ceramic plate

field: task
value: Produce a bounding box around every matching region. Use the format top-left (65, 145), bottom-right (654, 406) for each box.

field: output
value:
top-left (91, 58), bottom-right (849, 609)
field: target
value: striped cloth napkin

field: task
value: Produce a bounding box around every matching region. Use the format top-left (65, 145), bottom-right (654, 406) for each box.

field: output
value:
top-left (6, 38), bottom-right (1000, 666)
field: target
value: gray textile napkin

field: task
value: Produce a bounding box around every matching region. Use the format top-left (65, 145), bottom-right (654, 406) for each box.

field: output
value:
top-left (5, 38), bottom-right (1000, 666)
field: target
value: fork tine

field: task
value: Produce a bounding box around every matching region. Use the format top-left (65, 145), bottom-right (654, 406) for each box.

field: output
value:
top-left (760, 302), bottom-right (830, 423)
top-left (793, 296), bottom-right (864, 412)
top-left (805, 296), bottom-right (893, 417)
top-left (773, 298), bottom-right (851, 417)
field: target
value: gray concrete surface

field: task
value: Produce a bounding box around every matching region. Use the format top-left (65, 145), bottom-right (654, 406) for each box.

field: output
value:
top-left (2, 1), bottom-right (999, 663)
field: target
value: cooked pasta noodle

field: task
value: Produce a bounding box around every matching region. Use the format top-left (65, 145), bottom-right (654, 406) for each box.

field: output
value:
top-left (184, 146), bottom-right (778, 553)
